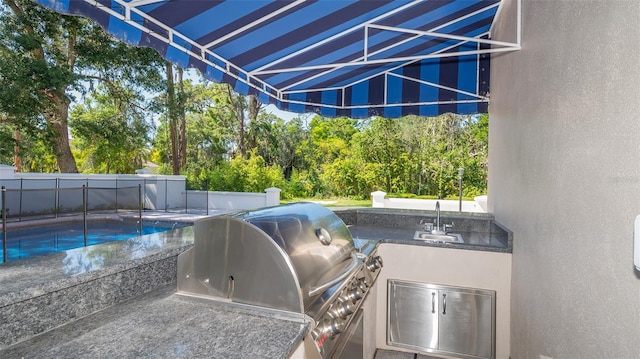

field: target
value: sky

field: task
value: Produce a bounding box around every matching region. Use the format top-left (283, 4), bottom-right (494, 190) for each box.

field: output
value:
top-left (264, 104), bottom-right (302, 122)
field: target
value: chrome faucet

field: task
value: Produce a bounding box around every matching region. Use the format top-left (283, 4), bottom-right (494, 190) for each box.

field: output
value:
top-left (421, 201), bottom-right (453, 235)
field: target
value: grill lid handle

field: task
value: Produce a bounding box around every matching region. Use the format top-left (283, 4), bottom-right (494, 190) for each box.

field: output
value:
top-left (315, 227), bottom-right (332, 245)
top-left (308, 253), bottom-right (359, 297)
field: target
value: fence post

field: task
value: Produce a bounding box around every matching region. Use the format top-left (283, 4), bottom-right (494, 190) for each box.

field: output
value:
top-left (138, 184), bottom-right (142, 234)
top-left (85, 178), bottom-right (89, 217)
top-left (265, 187), bottom-right (281, 207)
top-left (458, 168), bottom-right (464, 212)
top-left (83, 185), bottom-right (87, 247)
top-left (164, 178), bottom-right (168, 212)
top-left (184, 179), bottom-right (188, 214)
top-left (115, 178), bottom-right (118, 214)
top-left (371, 191), bottom-right (387, 208)
top-left (205, 179), bottom-right (209, 215)
top-left (55, 178), bottom-right (59, 218)
top-left (143, 178), bottom-right (147, 211)
top-left (19, 178), bottom-right (23, 222)
top-left (2, 186), bottom-right (7, 263)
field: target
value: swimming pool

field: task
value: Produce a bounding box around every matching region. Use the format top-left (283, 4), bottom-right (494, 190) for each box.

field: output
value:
top-left (0, 220), bottom-right (190, 263)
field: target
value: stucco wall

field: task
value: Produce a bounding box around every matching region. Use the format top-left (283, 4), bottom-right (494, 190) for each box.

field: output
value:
top-left (489, 1), bottom-right (640, 358)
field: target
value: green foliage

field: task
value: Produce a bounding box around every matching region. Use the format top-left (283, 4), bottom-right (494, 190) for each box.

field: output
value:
top-left (0, 0), bottom-right (164, 172)
top-left (0, 120), bottom-right (57, 171)
top-left (184, 151), bottom-right (284, 194)
top-left (158, 89), bottom-right (488, 200)
top-left (69, 86), bottom-right (152, 173)
top-left (283, 168), bottom-right (314, 199)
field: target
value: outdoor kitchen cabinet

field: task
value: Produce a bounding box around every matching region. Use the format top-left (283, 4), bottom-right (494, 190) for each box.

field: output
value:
top-left (387, 280), bottom-right (495, 359)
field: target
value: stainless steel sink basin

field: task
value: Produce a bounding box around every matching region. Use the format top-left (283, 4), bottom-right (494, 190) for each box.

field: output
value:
top-left (413, 231), bottom-right (463, 244)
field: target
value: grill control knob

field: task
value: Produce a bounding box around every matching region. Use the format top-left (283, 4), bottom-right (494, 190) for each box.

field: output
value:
top-left (312, 320), bottom-right (331, 347)
top-left (313, 317), bottom-right (346, 342)
top-left (344, 282), bottom-right (365, 302)
top-left (367, 255), bottom-right (383, 271)
top-left (329, 318), bottom-right (346, 335)
top-left (329, 300), bottom-right (356, 319)
top-left (356, 278), bottom-right (369, 291)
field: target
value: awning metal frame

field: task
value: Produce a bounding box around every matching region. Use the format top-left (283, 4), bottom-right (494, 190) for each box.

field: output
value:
top-left (43, 0), bottom-right (522, 114)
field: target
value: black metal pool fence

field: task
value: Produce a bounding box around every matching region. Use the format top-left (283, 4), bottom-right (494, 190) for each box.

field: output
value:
top-left (0, 177), bottom-right (209, 216)
top-left (1, 184), bottom-right (144, 263)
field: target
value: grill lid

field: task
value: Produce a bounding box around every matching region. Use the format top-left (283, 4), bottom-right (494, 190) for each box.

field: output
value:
top-left (177, 202), bottom-right (357, 313)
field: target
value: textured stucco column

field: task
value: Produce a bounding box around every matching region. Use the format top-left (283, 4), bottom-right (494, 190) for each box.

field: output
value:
top-left (489, 1), bottom-right (640, 358)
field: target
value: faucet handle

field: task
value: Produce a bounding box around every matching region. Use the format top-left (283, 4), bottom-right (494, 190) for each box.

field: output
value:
top-left (443, 222), bottom-right (454, 231)
top-left (420, 219), bottom-right (434, 232)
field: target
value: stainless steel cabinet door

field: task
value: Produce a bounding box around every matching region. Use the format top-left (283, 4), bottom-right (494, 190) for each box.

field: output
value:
top-left (438, 289), bottom-right (494, 358)
top-left (387, 281), bottom-right (438, 351)
top-left (387, 280), bottom-right (495, 359)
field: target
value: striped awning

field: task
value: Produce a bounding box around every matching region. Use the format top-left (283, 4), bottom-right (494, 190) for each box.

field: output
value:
top-left (35, 0), bottom-right (520, 118)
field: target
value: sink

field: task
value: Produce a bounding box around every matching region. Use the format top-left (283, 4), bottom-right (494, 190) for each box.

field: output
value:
top-left (413, 231), bottom-right (464, 244)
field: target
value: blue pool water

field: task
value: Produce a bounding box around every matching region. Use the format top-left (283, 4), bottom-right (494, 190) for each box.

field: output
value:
top-left (0, 221), bottom-right (189, 263)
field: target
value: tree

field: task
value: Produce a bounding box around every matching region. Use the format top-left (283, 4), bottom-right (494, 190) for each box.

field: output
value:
top-left (212, 84), bottom-right (262, 157)
top-left (150, 73), bottom-right (488, 200)
top-left (318, 114), bottom-right (488, 199)
top-left (351, 117), bottom-right (407, 193)
top-left (250, 114), bottom-right (308, 179)
top-left (398, 113), bottom-right (488, 198)
top-left (0, 117), bottom-right (57, 171)
top-left (297, 116), bottom-right (358, 166)
top-left (164, 63), bottom-right (188, 175)
top-left (70, 86), bottom-right (152, 173)
top-left (154, 79), bottom-right (231, 177)
top-left (294, 116), bottom-right (359, 196)
top-left (0, 0), bottom-right (164, 172)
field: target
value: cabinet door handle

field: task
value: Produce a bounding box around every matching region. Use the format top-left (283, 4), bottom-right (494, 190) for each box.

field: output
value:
top-left (442, 293), bottom-right (447, 315)
top-left (431, 292), bottom-right (436, 313)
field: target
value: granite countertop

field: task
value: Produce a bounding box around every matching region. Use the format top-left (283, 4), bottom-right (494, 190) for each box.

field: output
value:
top-left (333, 207), bottom-right (513, 253)
top-left (349, 224), bottom-right (512, 253)
top-left (0, 219), bottom-right (310, 359)
top-left (0, 226), bottom-right (195, 307)
top-left (0, 208), bottom-right (508, 359)
top-left (0, 284), bottom-right (310, 359)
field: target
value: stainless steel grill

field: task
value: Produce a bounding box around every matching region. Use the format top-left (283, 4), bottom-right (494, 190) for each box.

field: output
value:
top-left (176, 202), bottom-right (382, 358)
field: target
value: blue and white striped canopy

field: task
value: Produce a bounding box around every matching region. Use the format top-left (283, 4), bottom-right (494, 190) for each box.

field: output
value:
top-left (35, 0), bottom-right (514, 118)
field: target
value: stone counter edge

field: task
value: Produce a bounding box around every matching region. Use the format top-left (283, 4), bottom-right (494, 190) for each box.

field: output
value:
top-left (0, 247), bottom-right (188, 349)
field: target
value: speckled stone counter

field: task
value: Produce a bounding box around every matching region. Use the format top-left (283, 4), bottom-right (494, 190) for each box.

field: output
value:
top-left (0, 225), bottom-right (195, 349)
top-left (0, 284), bottom-right (310, 359)
top-left (0, 207), bottom-right (509, 358)
top-left (334, 207), bottom-right (512, 253)
top-left (349, 225), bottom-right (510, 253)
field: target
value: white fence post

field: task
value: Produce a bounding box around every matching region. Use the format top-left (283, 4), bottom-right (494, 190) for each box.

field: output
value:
top-left (265, 187), bottom-right (281, 207)
top-left (474, 195), bottom-right (488, 212)
top-left (371, 190), bottom-right (387, 208)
